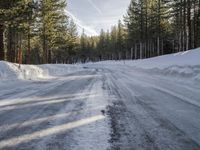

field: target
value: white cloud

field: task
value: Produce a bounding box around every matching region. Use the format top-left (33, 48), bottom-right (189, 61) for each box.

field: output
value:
top-left (65, 10), bottom-right (98, 36)
top-left (67, 0), bottom-right (131, 35)
top-left (86, 0), bottom-right (103, 15)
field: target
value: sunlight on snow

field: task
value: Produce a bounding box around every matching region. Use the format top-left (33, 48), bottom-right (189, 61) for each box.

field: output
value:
top-left (0, 92), bottom-right (99, 111)
top-left (0, 115), bottom-right (106, 149)
top-left (0, 105), bottom-right (106, 133)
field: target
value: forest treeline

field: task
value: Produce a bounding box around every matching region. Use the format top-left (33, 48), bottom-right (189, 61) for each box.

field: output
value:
top-left (0, 0), bottom-right (200, 64)
top-left (80, 0), bottom-right (200, 61)
top-left (0, 0), bottom-right (78, 64)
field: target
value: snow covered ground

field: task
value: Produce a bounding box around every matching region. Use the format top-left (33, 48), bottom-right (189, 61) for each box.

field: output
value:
top-left (0, 48), bottom-right (200, 150)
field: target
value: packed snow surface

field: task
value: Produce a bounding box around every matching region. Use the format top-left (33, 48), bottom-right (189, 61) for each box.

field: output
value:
top-left (0, 48), bottom-right (200, 150)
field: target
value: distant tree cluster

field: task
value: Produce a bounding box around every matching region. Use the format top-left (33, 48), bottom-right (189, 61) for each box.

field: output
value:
top-left (0, 0), bottom-right (200, 64)
top-left (78, 20), bottom-right (127, 62)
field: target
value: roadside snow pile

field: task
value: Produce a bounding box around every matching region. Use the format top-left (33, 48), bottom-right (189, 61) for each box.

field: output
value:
top-left (0, 61), bottom-right (18, 79)
top-left (127, 47), bottom-right (200, 69)
top-left (0, 61), bottom-right (83, 81)
top-left (128, 47), bottom-right (200, 80)
top-left (0, 61), bottom-right (49, 80)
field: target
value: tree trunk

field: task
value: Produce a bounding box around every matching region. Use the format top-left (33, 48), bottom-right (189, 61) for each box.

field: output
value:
top-left (157, 0), bottom-right (161, 56)
top-left (140, 42), bottom-right (142, 59)
top-left (157, 36), bottom-right (160, 56)
top-left (161, 39), bottom-right (163, 55)
top-left (27, 24), bottom-right (31, 64)
top-left (193, 1), bottom-right (196, 48)
top-left (43, 29), bottom-right (47, 63)
top-left (131, 47), bottom-right (133, 60)
top-left (172, 40), bottom-right (175, 53)
top-left (0, 25), bottom-right (4, 60)
top-left (183, 0), bottom-right (186, 51)
top-left (135, 44), bottom-right (137, 59)
top-left (42, 2), bottom-right (47, 64)
top-left (152, 40), bottom-right (155, 56)
top-left (145, 0), bottom-right (148, 59)
top-left (198, 0), bottom-right (200, 47)
top-left (187, 0), bottom-right (192, 50)
top-left (48, 49), bottom-right (51, 63)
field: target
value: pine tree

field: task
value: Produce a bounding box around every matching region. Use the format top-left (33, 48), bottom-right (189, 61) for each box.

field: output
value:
top-left (117, 20), bottom-right (126, 60)
top-left (67, 19), bottom-right (78, 63)
top-left (110, 26), bottom-right (118, 60)
top-left (38, 0), bottom-right (68, 63)
top-left (97, 29), bottom-right (106, 60)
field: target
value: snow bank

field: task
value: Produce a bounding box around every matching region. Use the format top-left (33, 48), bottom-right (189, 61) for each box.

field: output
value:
top-left (0, 61), bottom-right (83, 81)
top-left (0, 61), bottom-right (18, 79)
top-left (87, 47), bottom-right (200, 81)
top-left (0, 61), bottom-right (49, 80)
top-left (90, 47), bottom-right (200, 68)
top-left (127, 47), bottom-right (200, 69)
top-left (129, 47), bottom-right (200, 80)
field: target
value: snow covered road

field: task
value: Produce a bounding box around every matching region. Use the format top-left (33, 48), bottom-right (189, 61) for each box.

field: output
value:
top-left (0, 61), bottom-right (200, 149)
top-left (100, 65), bottom-right (200, 150)
top-left (0, 69), bottom-right (110, 150)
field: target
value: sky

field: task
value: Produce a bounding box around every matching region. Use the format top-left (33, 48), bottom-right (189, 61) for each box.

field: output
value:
top-left (66, 0), bottom-right (131, 36)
